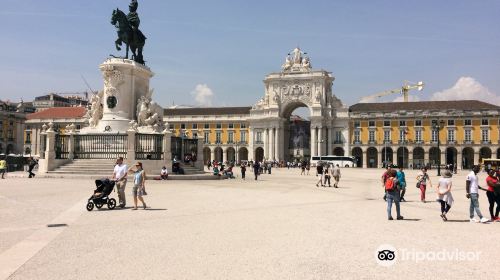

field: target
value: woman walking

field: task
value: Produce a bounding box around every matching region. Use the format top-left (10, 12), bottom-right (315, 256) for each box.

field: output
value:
top-left (129, 162), bottom-right (147, 210)
top-left (436, 170), bottom-right (454, 221)
top-left (416, 167), bottom-right (431, 203)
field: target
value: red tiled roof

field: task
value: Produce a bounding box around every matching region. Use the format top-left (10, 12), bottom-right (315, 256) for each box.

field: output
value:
top-left (26, 107), bottom-right (87, 120)
top-left (164, 106), bottom-right (252, 116)
top-left (349, 100), bottom-right (500, 112)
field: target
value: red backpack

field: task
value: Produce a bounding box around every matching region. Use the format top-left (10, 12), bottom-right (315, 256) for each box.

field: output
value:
top-left (385, 178), bottom-right (397, 191)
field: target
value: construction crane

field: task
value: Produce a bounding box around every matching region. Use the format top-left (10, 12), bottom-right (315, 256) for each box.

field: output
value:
top-left (359, 81), bottom-right (425, 103)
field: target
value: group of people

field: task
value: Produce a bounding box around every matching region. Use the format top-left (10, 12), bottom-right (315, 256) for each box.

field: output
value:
top-left (314, 162), bottom-right (341, 188)
top-left (111, 157), bottom-right (148, 210)
top-left (0, 156), bottom-right (38, 179)
top-left (381, 164), bottom-right (500, 223)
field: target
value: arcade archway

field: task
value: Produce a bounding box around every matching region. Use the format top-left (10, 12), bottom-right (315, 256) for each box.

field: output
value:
top-left (462, 147), bottom-right (474, 169)
top-left (214, 147), bottom-right (223, 163)
top-left (238, 147), bottom-right (248, 162)
top-left (333, 147), bottom-right (344, 156)
top-left (203, 147), bottom-right (211, 163)
top-left (283, 102), bottom-right (311, 162)
top-left (367, 147), bottom-right (378, 168)
top-left (352, 147), bottom-right (363, 168)
top-left (255, 147), bottom-right (264, 162)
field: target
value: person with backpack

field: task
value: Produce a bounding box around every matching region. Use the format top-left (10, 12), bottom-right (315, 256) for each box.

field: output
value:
top-left (381, 166), bottom-right (392, 201)
top-left (385, 169), bottom-right (404, 220)
top-left (416, 167), bottom-right (431, 203)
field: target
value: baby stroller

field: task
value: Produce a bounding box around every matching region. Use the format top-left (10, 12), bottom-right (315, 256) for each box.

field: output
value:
top-left (86, 178), bottom-right (117, 211)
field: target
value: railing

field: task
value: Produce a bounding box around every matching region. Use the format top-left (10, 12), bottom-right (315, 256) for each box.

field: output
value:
top-left (55, 134), bottom-right (70, 159)
top-left (463, 140), bottom-right (473, 145)
top-left (135, 134), bottom-right (163, 160)
top-left (74, 134), bottom-right (127, 159)
top-left (334, 140), bottom-right (344, 144)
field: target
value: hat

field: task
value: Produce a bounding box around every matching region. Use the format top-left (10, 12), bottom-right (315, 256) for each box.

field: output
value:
top-left (442, 170), bottom-right (452, 178)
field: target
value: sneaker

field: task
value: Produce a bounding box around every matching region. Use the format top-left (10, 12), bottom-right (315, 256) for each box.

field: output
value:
top-left (480, 217), bottom-right (490, 223)
top-left (397, 216), bottom-right (404, 220)
top-left (400, 198), bottom-right (406, 202)
top-left (388, 217), bottom-right (394, 220)
top-left (470, 218), bottom-right (478, 223)
top-left (441, 214), bottom-right (448, 221)
top-left (494, 216), bottom-right (500, 221)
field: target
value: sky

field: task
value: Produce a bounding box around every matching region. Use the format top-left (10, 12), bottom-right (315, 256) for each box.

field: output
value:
top-left (1, 0), bottom-right (500, 111)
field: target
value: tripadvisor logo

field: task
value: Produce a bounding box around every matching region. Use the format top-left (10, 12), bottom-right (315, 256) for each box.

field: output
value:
top-left (375, 244), bottom-right (481, 266)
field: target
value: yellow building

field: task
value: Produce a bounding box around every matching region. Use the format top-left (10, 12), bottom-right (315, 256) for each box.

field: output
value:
top-left (348, 100), bottom-right (500, 169)
top-left (163, 107), bottom-right (251, 163)
top-left (0, 101), bottom-right (32, 155)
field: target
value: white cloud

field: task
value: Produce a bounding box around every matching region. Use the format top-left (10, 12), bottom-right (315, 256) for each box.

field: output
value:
top-left (430, 77), bottom-right (500, 105)
top-left (190, 84), bottom-right (214, 106)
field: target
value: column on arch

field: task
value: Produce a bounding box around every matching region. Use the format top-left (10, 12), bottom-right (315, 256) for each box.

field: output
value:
top-left (270, 128), bottom-right (275, 160)
top-left (274, 127), bottom-right (280, 160)
top-left (264, 128), bottom-right (269, 159)
top-left (318, 126), bottom-right (323, 157)
top-left (223, 147), bottom-right (228, 163)
top-left (310, 126), bottom-right (317, 157)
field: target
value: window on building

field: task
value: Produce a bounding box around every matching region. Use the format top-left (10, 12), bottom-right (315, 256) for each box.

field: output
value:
top-left (228, 123), bottom-right (234, 129)
top-left (482, 119), bottom-right (489, 126)
top-left (215, 132), bottom-right (222, 144)
top-left (192, 123), bottom-right (198, 129)
top-left (216, 123), bottom-right (222, 129)
top-left (354, 121), bottom-right (360, 128)
top-left (354, 130), bottom-right (360, 143)
top-left (431, 129), bottom-right (438, 142)
top-left (399, 130), bottom-right (407, 141)
top-left (464, 119), bottom-right (472, 126)
top-left (482, 129), bottom-right (489, 142)
top-left (169, 124), bottom-right (175, 130)
top-left (240, 123), bottom-right (247, 129)
top-left (369, 130), bottom-right (375, 142)
top-left (415, 120), bottom-right (422, 127)
top-left (180, 123), bottom-right (186, 129)
top-left (256, 131), bottom-right (263, 143)
top-left (447, 119), bottom-right (455, 126)
top-left (383, 120), bottom-right (391, 127)
top-left (368, 121), bottom-right (375, 127)
top-left (9, 121), bottom-right (14, 126)
top-left (335, 131), bottom-right (342, 143)
top-left (204, 123), bottom-right (210, 129)
top-left (204, 132), bottom-right (210, 144)
top-left (25, 132), bottom-right (31, 144)
top-left (464, 129), bottom-right (472, 142)
top-left (228, 132), bottom-right (234, 143)
top-left (76, 125), bottom-right (81, 130)
top-left (415, 130), bottom-right (422, 142)
top-left (240, 131), bottom-right (247, 143)
top-left (447, 129), bottom-right (455, 142)
top-left (431, 119), bottom-right (438, 126)
top-left (399, 120), bottom-right (406, 127)
top-left (384, 130), bottom-right (391, 142)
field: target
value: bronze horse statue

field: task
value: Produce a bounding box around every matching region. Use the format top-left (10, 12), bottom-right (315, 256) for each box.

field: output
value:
top-left (111, 8), bottom-right (146, 64)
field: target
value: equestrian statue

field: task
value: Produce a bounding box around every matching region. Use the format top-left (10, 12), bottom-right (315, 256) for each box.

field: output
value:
top-left (110, 0), bottom-right (147, 64)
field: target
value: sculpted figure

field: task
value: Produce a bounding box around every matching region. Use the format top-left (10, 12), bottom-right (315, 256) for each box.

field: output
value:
top-left (281, 56), bottom-right (292, 71)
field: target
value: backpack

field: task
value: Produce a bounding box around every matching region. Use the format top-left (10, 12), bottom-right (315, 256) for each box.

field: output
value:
top-left (385, 178), bottom-right (397, 192)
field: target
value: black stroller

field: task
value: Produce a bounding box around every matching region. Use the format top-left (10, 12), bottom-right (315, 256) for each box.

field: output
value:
top-left (86, 178), bottom-right (117, 211)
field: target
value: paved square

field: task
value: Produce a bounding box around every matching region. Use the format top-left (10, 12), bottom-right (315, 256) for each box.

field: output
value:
top-left (0, 168), bottom-right (497, 279)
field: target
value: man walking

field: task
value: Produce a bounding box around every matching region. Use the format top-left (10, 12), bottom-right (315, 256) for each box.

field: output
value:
top-left (0, 156), bottom-right (6, 179)
top-left (112, 157), bottom-right (128, 208)
top-left (253, 161), bottom-right (260, 180)
top-left (332, 164), bottom-right (341, 188)
top-left (27, 157), bottom-right (38, 178)
top-left (316, 163), bottom-right (324, 187)
top-left (466, 165), bottom-right (489, 223)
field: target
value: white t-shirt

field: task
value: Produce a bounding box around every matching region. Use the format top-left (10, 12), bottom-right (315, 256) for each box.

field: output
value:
top-left (466, 171), bottom-right (479, 194)
top-left (114, 164), bottom-right (128, 180)
top-left (161, 168), bottom-right (168, 175)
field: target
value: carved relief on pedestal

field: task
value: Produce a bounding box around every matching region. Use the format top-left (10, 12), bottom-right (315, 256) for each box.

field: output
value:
top-left (102, 65), bottom-right (124, 110)
top-left (136, 89), bottom-right (163, 130)
top-left (86, 91), bottom-right (104, 128)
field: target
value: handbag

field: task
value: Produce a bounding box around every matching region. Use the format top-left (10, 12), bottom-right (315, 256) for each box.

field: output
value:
top-left (416, 180), bottom-right (421, 189)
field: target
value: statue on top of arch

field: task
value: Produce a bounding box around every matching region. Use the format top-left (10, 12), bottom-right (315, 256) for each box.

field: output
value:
top-left (281, 47), bottom-right (312, 72)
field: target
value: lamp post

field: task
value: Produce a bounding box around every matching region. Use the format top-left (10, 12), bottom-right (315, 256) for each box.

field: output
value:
top-left (432, 120), bottom-right (445, 176)
top-left (319, 139), bottom-right (325, 162)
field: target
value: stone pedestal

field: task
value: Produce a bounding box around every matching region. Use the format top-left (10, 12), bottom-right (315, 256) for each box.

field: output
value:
top-left (83, 58), bottom-right (154, 134)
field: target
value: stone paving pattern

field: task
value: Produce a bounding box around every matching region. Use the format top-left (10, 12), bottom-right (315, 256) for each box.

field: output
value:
top-left (0, 168), bottom-right (497, 279)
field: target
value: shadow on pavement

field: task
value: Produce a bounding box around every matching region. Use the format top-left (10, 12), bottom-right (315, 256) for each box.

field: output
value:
top-left (445, 219), bottom-right (470, 223)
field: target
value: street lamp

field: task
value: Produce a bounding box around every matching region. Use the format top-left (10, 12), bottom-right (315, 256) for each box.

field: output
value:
top-left (432, 120), bottom-right (446, 176)
top-left (319, 139), bottom-right (325, 163)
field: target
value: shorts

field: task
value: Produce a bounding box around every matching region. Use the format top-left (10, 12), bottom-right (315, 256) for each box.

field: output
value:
top-left (399, 182), bottom-right (406, 189)
top-left (132, 185), bottom-right (144, 197)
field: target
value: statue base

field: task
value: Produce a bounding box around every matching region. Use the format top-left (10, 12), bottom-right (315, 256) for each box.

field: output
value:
top-left (86, 58), bottom-right (155, 134)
